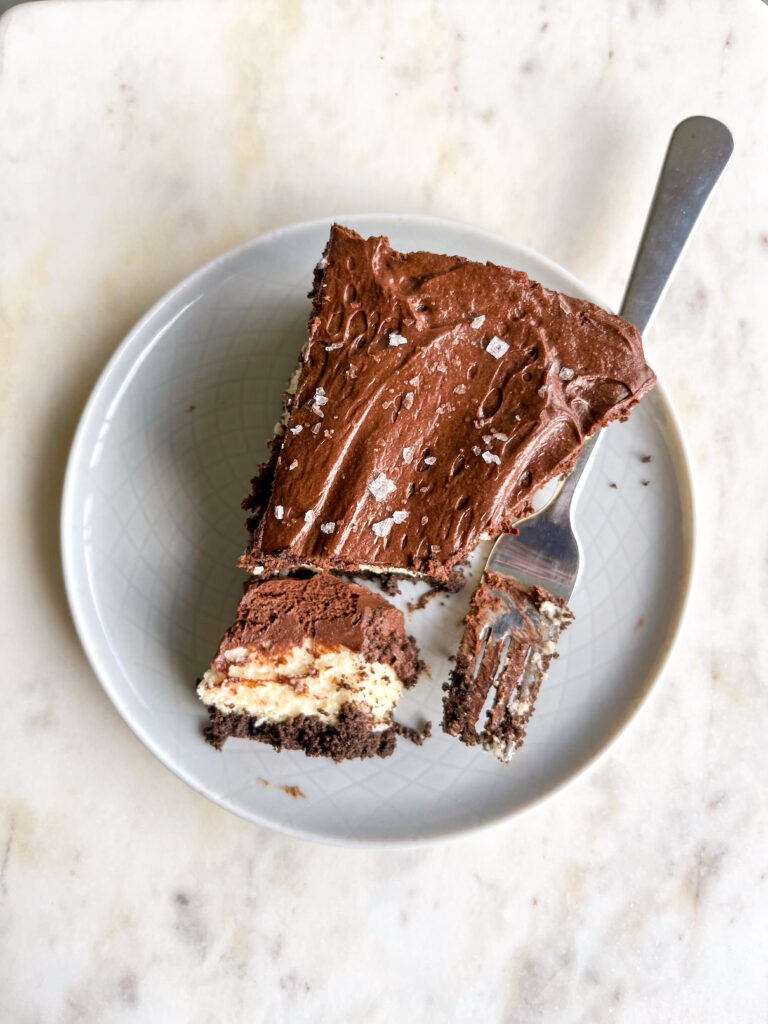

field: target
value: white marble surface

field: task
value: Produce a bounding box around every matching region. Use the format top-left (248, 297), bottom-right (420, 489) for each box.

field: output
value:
top-left (2, 0), bottom-right (768, 1020)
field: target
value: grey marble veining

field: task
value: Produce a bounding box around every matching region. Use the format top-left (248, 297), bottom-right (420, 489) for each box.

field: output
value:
top-left (2, 0), bottom-right (768, 1020)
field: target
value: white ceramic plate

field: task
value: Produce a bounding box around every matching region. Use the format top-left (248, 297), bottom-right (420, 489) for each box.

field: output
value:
top-left (62, 214), bottom-right (694, 846)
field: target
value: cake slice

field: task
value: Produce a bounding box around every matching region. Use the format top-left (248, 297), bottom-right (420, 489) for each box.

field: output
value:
top-left (442, 572), bottom-right (574, 761)
top-left (198, 572), bottom-right (424, 761)
top-left (241, 224), bottom-right (655, 585)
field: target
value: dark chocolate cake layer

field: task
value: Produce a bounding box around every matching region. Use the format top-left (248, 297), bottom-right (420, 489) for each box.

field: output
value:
top-left (198, 573), bottom-right (423, 761)
top-left (241, 225), bottom-right (655, 583)
top-left (442, 571), bottom-right (574, 761)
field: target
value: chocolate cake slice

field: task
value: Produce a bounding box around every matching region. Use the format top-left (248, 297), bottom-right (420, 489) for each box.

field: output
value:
top-left (241, 224), bottom-right (655, 585)
top-left (442, 572), bottom-right (574, 761)
top-left (198, 572), bottom-right (424, 761)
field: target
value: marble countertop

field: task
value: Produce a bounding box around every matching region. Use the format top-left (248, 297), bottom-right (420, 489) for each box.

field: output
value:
top-left (3, 1), bottom-right (768, 1020)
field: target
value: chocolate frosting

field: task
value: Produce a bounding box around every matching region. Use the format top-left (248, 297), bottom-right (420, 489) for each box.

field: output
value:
top-left (214, 572), bottom-right (420, 688)
top-left (242, 225), bottom-right (656, 581)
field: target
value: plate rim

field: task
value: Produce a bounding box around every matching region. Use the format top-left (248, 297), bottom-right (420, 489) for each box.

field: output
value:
top-left (60, 212), bottom-right (697, 847)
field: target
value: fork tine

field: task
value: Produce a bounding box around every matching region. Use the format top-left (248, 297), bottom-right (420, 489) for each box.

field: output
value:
top-left (471, 625), bottom-right (491, 682)
top-left (486, 643), bottom-right (532, 735)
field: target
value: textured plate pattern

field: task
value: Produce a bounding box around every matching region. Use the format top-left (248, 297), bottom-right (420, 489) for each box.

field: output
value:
top-left (62, 215), bottom-right (693, 845)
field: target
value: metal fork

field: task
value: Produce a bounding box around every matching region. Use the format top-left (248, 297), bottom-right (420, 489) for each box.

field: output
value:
top-left (469, 116), bottom-right (733, 747)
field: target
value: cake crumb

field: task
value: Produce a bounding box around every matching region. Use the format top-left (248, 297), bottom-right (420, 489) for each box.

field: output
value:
top-left (280, 784), bottom-right (306, 800)
top-left (640, 454), bottom-right (652, 463)
top-left (641, 479), bottom-right (650, 487)
top-left (609, 482), bottom-right (618, 489)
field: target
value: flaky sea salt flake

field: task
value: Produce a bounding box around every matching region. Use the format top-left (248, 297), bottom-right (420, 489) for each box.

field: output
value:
top-left (471, 315), bottom-right (486, 329)
top-left (311, 387), bottom-right (328, 416)
top-left (392, 510), bottom-right (409, 524)
top-left (371, 518), bottom-right (394, 539)
top-left (368, 472), bottom-right (397, 502)
top-left (559, 366), bottom-right (575, 382)
top-left (424, 456), bottom-right (436, 466)
top-left (289, 425), bottom-right (303, 435)
top-left (482, 452), bottom-right (501, 465)
top-left (486, 336), bottom-right (509, 359)
top-left (388, 332), bottom-right (407, 347)
top-left (274, 505), bottom-right (284, 520)
top-left (403, 392), bottom-right (415, 410)
top-left (288, 460), bottom-right (299, 470)
top-left (304, 510), bottom-right (317, 524)
top-left (402, 447), bottom-right (415, 464)
top-left (320, 521), bottom-right (336, 534)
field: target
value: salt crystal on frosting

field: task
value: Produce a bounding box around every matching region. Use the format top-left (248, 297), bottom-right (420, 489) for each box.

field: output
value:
top-left (371, 518), bottom-right (394, 538)
top-left (320, 521), bottom-right (336, 534)
top-left (482, 452), bottom-right (501, 465)
top-left (559, 366), bottom-right (575, 381)
top-left (368, 472), bottom-right (397, 501)
top-left (472, 446), bottom-right (482, 456)
top-left (290, 425), bottom-right (303, 434)
top-left (304, 510), bottom-right (317, 523)
top-left (392, 510), bottom-right (409, 524)
top-left (289, 459), bottom-right (299, 470)
top-left (274, 505), bottom-right (284, 520)
top-left (424, 456), bottom-right (436, 466)
top-left (402, 447), bottom-right (415, 464)
top-left (471, 315), bottom-right (486, 329)
top-left (403, 392), bottom-right (415, 410)
top-left (325, 342), bottom-right (343, 351)
top-left (388, 332), bottom-right (407, 347)
top-left (311, 387), bottom-right (328, 416)
top-left (486, 336), bottom-right (509, 359)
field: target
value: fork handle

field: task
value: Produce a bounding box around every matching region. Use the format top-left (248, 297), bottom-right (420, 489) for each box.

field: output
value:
top-left (620, 116), bottom-right (733, 335)
top-left (543, 116), bottom-right (733, 525)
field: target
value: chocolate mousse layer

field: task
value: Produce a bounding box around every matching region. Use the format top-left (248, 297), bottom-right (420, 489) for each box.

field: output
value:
top-left (241, 224), bottom-right (655, 583)
top-left (198, 572), bottom-right (425, 761)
